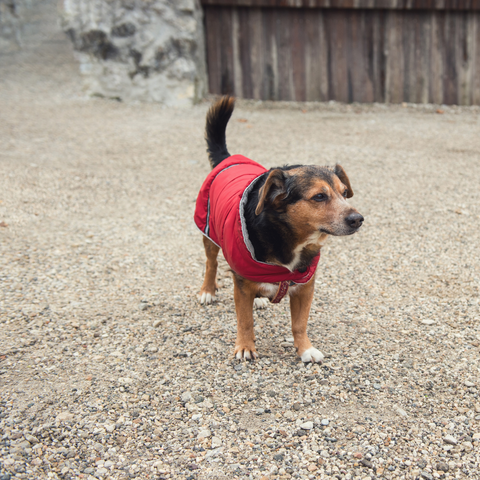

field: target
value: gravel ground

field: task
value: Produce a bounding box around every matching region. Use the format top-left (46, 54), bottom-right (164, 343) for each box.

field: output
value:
top-left (1, 5), bottom-right (480, 480)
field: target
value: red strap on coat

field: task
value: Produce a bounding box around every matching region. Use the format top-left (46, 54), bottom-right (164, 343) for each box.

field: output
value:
top-left (270, 281), bottom-right (290, 303)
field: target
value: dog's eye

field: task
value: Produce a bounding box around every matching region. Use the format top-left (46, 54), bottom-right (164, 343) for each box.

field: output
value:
top-left (312, 193), bottom-right (326, 202)
top-left (342, 190), bottom-right (348, 198)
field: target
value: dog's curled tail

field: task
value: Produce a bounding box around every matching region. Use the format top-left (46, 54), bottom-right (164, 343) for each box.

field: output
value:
top-left (205, 95), bottom-right (235, 169)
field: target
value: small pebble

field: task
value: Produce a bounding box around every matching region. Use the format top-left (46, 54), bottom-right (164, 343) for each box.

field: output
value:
top-left (395, 406), bottom-right (408, 417)
top-left (361, 459), bottom-right (373, 468)
top-left (437, 461), bottom-right (449, 472)
top-left (211, 436), bottom-right (222, 448)
top-left (444, 434), bottom-right (457, 445)
top-left (197, 429), bottom-right (211, 439)
top-left (421, 472), bottom-right (433, 480)
top-left (24, 433), bottom-right (38, 444)
top-left (181, 392), bottom-right (192, 402)
top-left (300, 421), bottom-right (313, 430)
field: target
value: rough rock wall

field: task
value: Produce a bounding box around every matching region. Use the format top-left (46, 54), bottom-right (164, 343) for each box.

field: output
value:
top-left (61, 0), bottom-right (207, 106)
top-left (0, 0), bottom-right (25, 51)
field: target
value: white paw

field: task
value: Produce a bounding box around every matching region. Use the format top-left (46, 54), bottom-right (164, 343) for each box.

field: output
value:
top-left (300, 347), bottom-right (324, 363)
top-left (199, 292), bottom-right (215, 305)
top-left (254, 297), bottom-right (269, 309)
top-left (235, 349), bottom-right (258, 361)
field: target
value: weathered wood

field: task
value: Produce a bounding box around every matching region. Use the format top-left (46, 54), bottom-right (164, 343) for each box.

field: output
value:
top-left (201, 0), bottom-right (480, 10)
top-left (203, 6), bottom-right (480, 104)
top-left (473, 15), bottom-right (480, 104)
top-left (277, 10), bottom-right (295, 101)
top-left (291, 9), bottom-right (306, 101)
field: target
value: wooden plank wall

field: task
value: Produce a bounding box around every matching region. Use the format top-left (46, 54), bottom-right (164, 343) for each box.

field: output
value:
top-left (203, 6), bottom-right (480, 104)
top-left (202, 0), bottom-right (480, 9)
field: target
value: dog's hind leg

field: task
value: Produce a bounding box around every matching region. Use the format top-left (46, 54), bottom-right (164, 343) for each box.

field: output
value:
top-left (290, 277), bottom-right (324, 363)
top-left (199, 236), bottom-right (220, 305)
top-left (233, 275), bottom-right (258, 360)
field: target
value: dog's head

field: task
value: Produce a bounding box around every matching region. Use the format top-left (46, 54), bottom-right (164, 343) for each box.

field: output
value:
top-left (255, 164), bottom-right (363, 238)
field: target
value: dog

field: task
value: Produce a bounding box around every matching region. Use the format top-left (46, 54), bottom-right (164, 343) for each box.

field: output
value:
top-left (194, 96), bottom-right (363, 362)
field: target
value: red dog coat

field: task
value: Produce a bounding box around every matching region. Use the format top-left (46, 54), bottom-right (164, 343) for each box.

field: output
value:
top-left (194, 155), bottom-right (320, 289)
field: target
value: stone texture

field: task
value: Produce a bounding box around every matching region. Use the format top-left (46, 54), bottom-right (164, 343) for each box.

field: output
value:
top-left (0, 0), bottom-right (40, 51)
top-left (0, 0), bottom-right (22, 50)
top-left (60, 0), bottom-right (206, 106)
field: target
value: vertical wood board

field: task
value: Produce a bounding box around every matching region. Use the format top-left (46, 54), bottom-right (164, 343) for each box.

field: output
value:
top-left (203, 6), bottom-right (480, 104)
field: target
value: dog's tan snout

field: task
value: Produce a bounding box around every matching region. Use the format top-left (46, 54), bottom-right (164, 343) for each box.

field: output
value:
top-left (345, 212), bottom-right (364, 230)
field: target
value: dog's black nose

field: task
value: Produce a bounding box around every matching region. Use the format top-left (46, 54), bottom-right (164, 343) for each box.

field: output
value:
top-left (345, 213), bottom-right (364, 229)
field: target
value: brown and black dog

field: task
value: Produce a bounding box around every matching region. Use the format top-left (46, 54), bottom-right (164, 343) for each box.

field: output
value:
top-left (195, 96), bottom-right (363, 362)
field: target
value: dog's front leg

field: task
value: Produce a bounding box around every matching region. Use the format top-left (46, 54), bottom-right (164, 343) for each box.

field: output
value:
top-left (290, 277), bottom-right (324, 363)
top-left (233, 275), bottom-right (258, 360)
top-left (199, 236), bottom-right (220, 305)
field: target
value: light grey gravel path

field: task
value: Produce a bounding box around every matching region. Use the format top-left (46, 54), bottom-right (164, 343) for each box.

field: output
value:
top-left (1, 6), bottom-right (480, 480)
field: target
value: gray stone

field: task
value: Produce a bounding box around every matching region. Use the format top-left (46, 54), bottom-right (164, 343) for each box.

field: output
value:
top-left (421, 472), bottom-right (433, 480)
top-left (61, 0), bottom-right (207, 106)
top-left (292, 402), bottom-right (301, 411)
top-left (321, 419), bottom-right (329, 426)
top-left (211, 436), bottom-right (221, 448)
top-left (437, 462), bottom-right (449, 472)
top-left (394, 405), bottom-right (408, 417)
top-left (24, 433), bottom-right (38, 444)
top-left (197, 429), bottom-right (211, 439)
top-left (444, 434), bottom-right (457, 445)
top-left (360, 459), bottom-right (373, 468)
top-left (300, 421), bottom-right (313, 430)
top-left (181, 391), bottom-right (192, 403)
top-left (205, 447), bottom-right (223, 458)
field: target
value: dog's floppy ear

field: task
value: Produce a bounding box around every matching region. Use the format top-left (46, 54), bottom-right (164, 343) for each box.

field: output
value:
top-left (334, 164), bottom-right (354, 198)
top-left (255, 169), bottom-right (287, 215)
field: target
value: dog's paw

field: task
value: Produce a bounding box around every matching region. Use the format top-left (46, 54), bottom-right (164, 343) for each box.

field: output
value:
top-left (199, 291), bottom-right (215, 305)
top-left (300, 347), bottom-right (324, 363)
top-left (253, 297), bottom-right (269, 309)
top-left (234, 344), bottom-right (258, 361)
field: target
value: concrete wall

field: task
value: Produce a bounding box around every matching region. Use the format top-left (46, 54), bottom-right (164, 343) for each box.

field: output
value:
top-left (61, 0), bottom-right (207, 106)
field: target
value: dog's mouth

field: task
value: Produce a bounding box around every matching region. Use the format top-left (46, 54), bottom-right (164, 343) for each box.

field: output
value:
top-left (319, 226), bottom-right (362, 236)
